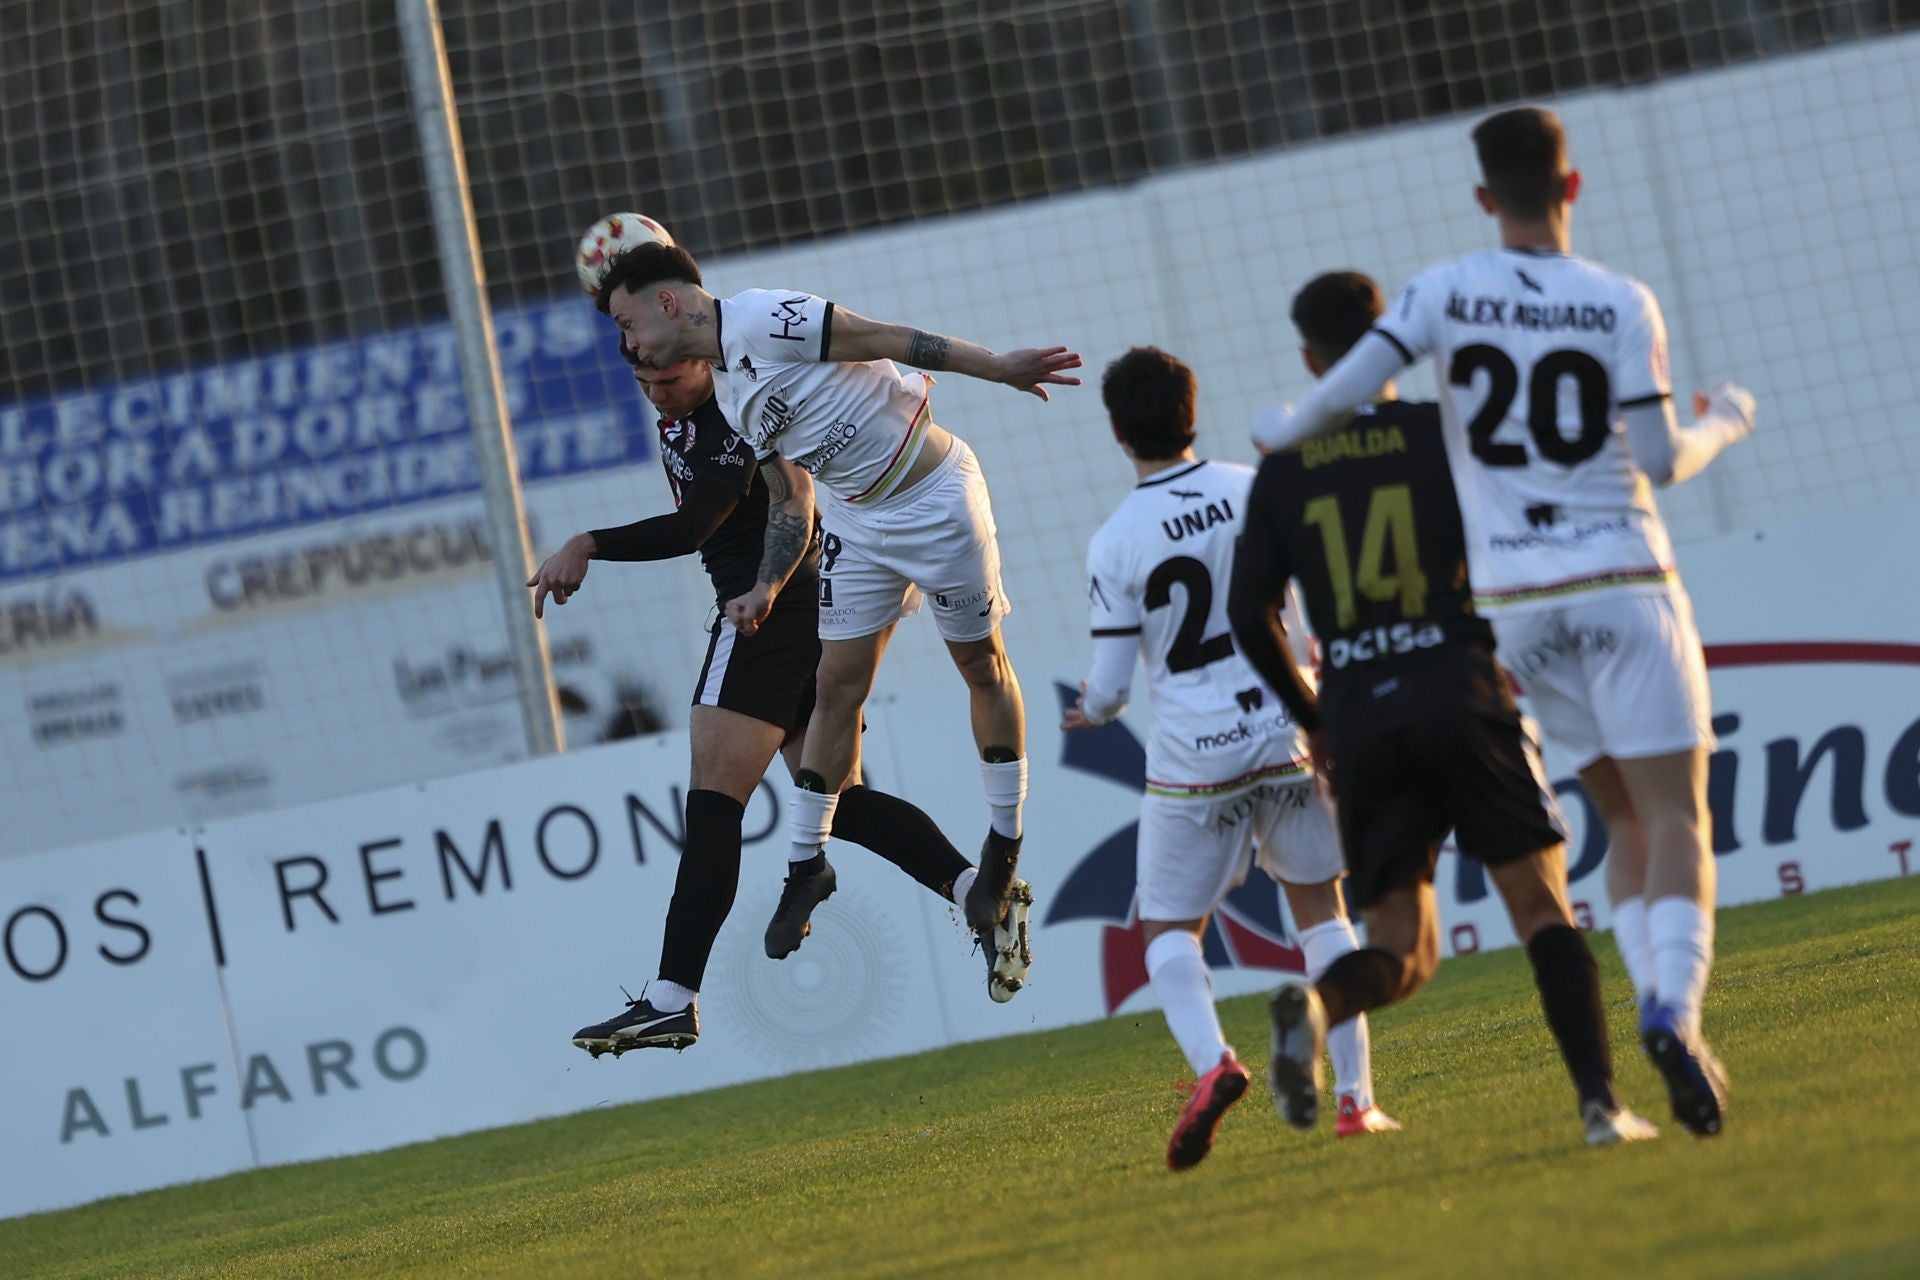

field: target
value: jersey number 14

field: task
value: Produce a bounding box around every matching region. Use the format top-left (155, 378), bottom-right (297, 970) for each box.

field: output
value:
top-left (1303, 485), bottom-right (1428, 630)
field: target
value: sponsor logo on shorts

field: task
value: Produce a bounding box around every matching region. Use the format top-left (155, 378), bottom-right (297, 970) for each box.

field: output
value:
top-left (1211, 780), bottom-right (1309, 833)
top-left (1327, 622), bottom-right (1445, 669)
top-left (933, 587), bottom-right (993, 617)
top-left (1511, 622), bottom-right (1619, 677)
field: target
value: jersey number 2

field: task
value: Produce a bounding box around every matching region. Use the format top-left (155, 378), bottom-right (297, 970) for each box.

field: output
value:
top-left (1302, 486), bottom-right (1428, 630)
top-left (1144, 557), bottom-right (1233, 674)
top-left (1450, 345), bottom-right (1611, 468)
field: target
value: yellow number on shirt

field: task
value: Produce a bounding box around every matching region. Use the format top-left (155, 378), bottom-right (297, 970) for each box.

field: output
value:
top-left (1303, 485), bottom-right (1428, 629)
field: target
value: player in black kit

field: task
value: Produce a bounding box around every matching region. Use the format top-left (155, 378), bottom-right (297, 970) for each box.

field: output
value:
top-left (1225, 271), bottom-right (1657, 1146)
top-left (530, 343), bottom-right (997, 1059)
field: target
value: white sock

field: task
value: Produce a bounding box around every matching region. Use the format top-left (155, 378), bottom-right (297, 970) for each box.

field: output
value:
top-left (981, 756), bottom-right (1028, 841)
top-left (1145, 930), bottom-right (1231, 1076)
top-left (788, 784), bottom-right (838, 863)
top-left (950, 867), bottom-right (979, 908)
top-left (1611, 896), bottom-right (1657, 1012)
top-left (1300, 917), bottom-right (1373, 1109)
top-left (649, 980), bottom-right (696, 1013)
top-left (1648, 895), bottom-right (1714, 1037)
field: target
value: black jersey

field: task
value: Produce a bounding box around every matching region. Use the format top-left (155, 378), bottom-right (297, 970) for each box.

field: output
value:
top-left (592, 395), bottom-right (820, 606)
top-left (1230, 399), bottom-right (1513, 738)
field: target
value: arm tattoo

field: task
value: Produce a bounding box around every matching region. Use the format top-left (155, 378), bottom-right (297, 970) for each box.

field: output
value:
top-left (761, 458), bottom-right (789, 504)
top-left (755, 460), bottom-right (807, 589)
top-left (905, 329), bottom-right (952, 370)
top-left (757, 505), bottom-right (809, 590)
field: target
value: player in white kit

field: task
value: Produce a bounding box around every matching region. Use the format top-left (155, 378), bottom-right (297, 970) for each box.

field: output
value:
top-left (1064, 348), bottom-right (1395, 1170)
top-left (1249, 107), bottom-right (1755, 1137)
top-left (597, 243), bottom-right (1080, 995)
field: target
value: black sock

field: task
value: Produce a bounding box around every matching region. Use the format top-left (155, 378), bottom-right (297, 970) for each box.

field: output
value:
top-left (1316, 947), bottom-right (1404, 1026)
top-left (656, 790), bottom-right (743, 991)
top-left (1526, 924), bottom-right (1619, 1112)
top-left (788, 851), bottom-right (826, 876)
top-left (831, 784), bottom-right (973, 898)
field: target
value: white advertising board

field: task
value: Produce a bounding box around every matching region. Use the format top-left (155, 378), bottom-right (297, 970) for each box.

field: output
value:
top-left (0, 830), bottom-right (254, 1219)
top-left (4, 503), bottom-right (1914, 1220)
top-left (191, 725), bottom-right (962, 1168)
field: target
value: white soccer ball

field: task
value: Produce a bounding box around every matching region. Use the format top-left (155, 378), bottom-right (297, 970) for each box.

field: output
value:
top-left (575, 212), bottom-right (675, 299)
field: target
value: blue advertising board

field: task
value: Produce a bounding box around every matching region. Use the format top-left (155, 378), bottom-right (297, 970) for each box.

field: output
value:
top-left (0, 300), bottom-right (652, 583)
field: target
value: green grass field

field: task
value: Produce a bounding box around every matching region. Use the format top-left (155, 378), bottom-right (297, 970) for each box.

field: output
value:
top-left (8, 877), bottom-right (1920, 1280)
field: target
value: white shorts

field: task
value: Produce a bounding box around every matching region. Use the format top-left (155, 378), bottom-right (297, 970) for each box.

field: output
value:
top-left (1135, 780), bottom-right (1345, 922)
top-left (815, 437), bottom-right (1013, 643)
top-left (1492, 588), bottom-right (1715, 772)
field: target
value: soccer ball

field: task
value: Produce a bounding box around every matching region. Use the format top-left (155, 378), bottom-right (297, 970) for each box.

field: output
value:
top-left (575, 212), bottom-right (675, 299)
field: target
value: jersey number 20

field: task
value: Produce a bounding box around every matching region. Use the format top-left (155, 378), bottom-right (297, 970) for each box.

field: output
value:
top-left (1450, 345), bottom-right (1611, 468)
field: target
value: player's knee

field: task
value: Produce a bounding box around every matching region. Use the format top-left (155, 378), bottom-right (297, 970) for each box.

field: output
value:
top-left (951, 639), bottom-right (1014, 693)
top-left (813, 660), bottom-right (874, 716)
top-left (1640, 801), bottom-right (1710, 857)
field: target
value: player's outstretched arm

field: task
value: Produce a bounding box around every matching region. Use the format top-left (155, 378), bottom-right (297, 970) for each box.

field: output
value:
top-left (1624, 382), bottom-right (1757, 487)
top-left (824, 306), bottom-right (1082, 400)
top-left (725, 455), bottom-right (815, 637)
top-left (531, 466), bottom-right (747, 617)
top-left (1250, 331), bottom-right (1407, 453)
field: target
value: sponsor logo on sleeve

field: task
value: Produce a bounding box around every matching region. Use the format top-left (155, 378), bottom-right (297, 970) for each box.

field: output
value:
top-left (767, 298), bottom-right (811, 343)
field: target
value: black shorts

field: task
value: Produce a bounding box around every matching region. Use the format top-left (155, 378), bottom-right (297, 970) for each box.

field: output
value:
top-left (691, 597), bottom-right (819, 737)
top-left (1330, 711), bottom-right (1568, 911)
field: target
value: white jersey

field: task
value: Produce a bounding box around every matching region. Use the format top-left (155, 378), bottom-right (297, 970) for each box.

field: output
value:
top-left (1086, 459), bottom-right (1310, 797)
top-left (1376, 248), bottom-right (1678, 611)
top-left (712, 289), bottom-right (934, 507)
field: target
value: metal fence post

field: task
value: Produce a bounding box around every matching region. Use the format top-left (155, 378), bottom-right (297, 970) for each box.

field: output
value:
top-left (397, 0), bottom-right (564, 756)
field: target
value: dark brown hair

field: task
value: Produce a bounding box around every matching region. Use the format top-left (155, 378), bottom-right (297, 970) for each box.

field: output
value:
top-left (1101, 346), bottom-right (1197, 461)
top-left (1290, 271), bottom-right (1385, 365)
top-left (1472, 106), bottom-right (1571, 218)
top-left (595, 243), bottom-right (704, 314)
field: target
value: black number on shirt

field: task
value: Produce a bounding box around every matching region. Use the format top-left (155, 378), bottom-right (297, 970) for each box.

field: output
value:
top-left (1145, 556), bottom-right (1234, 674)
top-left (1450, 345), bottom-right (1611, 468)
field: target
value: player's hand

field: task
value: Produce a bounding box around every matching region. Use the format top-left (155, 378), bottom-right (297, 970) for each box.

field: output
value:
top-left (526, 534), bottom-right (594, 619)
top-left (1060, 684), bottom-right (1094, 732)
top-left (1060, 680), bottom-right (1101, 731)
top-left (996, 347), bottom-right (1083, 401)
top-left (1250, 402), bottom-right (1297, 455)
top-left (725, 584), bottom-right (776, 636)
top-left (1697, 381), bottom-right (1757, 439)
